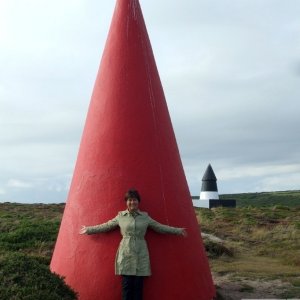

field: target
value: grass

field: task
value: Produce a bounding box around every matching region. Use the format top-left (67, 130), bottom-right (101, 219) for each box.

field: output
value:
top-left (0, 195), bottom-right (299, 299)
top-left (197, 204), bottom-right (300, 297)
top-left (0, 203), bottom-right (64, 259)
top-left (198, 205), bottom-right (300, 265)
top-left (220, 190), bottom-right (300, 207)
top-left (209, 255), bottom-right (299, 278)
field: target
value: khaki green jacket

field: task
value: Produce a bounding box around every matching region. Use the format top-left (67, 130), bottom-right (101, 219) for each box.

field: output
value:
top-left (86, 210), bottom-right (183, 276)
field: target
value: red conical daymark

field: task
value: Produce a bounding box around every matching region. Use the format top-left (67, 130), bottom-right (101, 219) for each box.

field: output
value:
top-left (50, 0), bottom-right (215, 299)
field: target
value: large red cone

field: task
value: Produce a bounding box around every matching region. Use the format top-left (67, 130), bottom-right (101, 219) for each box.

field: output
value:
top-left (50, 0), bottom-right (215, 299)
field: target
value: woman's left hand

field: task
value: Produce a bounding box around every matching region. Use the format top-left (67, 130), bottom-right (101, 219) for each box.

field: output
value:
top-left (181, 228), bottom-right (187, 237)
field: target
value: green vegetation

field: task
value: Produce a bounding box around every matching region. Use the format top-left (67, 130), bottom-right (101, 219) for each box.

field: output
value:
top-left (197, 204), bottom-right (300, 298)
top-left (0, 191), bottom-right (299, 299)
top-left (0, 253), bottom-right (77, 300)
top-left (220, 190), bottom-right (300, 207)
top-left (0, 203), bottom-right (77, 299)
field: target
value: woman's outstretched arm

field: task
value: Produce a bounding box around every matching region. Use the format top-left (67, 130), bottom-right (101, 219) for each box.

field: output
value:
top-left (148, 216), bottom-right (187, 236)
top-left (80, 216), bottom-right (119, 235)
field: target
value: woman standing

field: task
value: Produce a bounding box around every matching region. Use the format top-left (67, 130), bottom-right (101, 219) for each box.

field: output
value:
top-left (80, 189), bottom-right (186, 300)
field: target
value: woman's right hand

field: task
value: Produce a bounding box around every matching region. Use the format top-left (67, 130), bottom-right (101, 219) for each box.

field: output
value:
top-left (80, 225), bottom-right (88, 235)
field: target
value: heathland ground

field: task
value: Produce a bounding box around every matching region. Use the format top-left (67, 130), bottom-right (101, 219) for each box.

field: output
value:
top-left (0, 190), bottom-right (299, 299)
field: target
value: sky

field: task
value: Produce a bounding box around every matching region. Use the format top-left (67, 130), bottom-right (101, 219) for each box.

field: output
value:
top-left (1, 0), bottom-right (300, 203)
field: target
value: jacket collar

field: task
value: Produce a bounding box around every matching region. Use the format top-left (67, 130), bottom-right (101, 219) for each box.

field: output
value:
top-left (121, 209), bottom-right (143, 216)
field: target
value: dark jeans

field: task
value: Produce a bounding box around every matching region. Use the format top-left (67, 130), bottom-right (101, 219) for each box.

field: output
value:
top-left (122, 275), bottom-right (144, 300)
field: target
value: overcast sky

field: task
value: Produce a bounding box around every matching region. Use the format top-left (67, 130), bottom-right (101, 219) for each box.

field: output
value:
top-left (1, 0), bottom-right (300, 203)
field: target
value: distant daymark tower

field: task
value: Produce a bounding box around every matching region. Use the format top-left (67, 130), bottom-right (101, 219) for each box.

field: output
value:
top-left (200, 164), bottom-right (219, 201)
top-left (193, 164), bottom-right (236, 208)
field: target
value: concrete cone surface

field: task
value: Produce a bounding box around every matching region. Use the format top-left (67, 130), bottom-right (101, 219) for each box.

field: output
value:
top-left (50, 0), bottom-right (215, 299)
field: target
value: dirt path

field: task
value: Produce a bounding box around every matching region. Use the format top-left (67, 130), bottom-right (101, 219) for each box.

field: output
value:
top-left (213, 273), bottom-right (298, 300)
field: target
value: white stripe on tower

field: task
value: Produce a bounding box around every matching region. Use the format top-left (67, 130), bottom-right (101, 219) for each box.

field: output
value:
top-left (200, 191), bottom-right (219, 200)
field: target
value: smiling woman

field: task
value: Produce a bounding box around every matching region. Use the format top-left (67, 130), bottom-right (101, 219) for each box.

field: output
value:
top-left (125, 189), bottom-right (140, 212)
top-left (80, 188), bottom-right (186, 300)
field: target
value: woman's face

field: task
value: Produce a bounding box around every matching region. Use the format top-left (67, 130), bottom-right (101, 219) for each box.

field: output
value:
top-left (126, 197), bottom-right (139, 212)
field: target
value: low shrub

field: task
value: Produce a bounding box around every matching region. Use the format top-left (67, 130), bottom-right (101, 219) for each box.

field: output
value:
top-left (0, 253), bottom-right (77, 300)
top-left (203, 239), bottom-right (234, 258)
top-left (0, 220), bottom-right (59, 252)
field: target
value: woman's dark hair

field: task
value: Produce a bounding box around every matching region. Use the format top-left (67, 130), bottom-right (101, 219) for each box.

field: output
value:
top-left (124, 189), bottom-right (141, 202)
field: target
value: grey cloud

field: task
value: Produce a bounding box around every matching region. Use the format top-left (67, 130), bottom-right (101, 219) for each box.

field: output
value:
top-left (292, 61), bottom-right (300, 77)
top-left (1, 0), bottom-right (300, 202)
